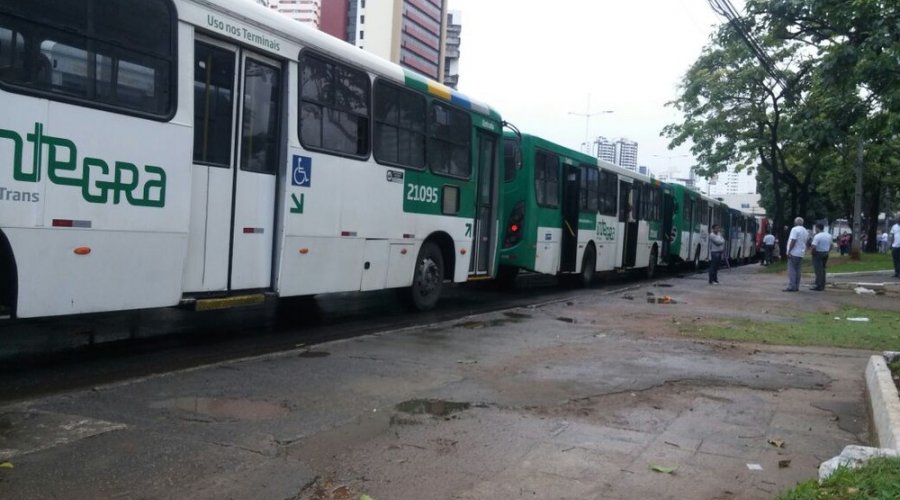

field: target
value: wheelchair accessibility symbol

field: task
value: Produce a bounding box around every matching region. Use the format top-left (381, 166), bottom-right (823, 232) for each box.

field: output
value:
top-left (292, 155), bottom-right (312, 187)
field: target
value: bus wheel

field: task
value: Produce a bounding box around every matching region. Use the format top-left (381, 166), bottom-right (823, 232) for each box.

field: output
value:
top-left (647, 247), bottom-right (658, 279)
top-left (409, 242), bottom-right (444, 311)
top-left (580, 246), bottom-right (596, 286)
top-left (692, 247), bottom-right (701, 271)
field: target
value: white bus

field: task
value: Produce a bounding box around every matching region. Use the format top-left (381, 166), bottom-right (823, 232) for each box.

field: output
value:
top-left (0, 0), bottom-right (503, 318)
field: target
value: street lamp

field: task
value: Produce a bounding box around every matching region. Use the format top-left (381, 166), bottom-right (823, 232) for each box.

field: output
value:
top-left (568, 94), bottom-right (613, 153)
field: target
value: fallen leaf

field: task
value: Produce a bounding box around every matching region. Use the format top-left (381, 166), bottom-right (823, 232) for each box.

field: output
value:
top-left (650, 464), bottom-right (676, 474)
top-left (778, 460), bottom-right (791, 469)
top-left (767, 437), bottom-right (785, 448)
top-left (0, 462), bottom-right (12, 469)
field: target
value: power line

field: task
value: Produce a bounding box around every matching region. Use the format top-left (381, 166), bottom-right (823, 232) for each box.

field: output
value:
top-left (707, 0), bottom-right (790, 92)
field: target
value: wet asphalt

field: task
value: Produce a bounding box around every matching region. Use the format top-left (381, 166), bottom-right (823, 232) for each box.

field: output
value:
top-left (1, 264), bottom-right (895, 499)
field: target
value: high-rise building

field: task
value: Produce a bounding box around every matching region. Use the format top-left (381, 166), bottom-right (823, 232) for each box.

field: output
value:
top-left (319, 0), bottom-right (349, 37)
top-left (315, 0), bottom-right (449, 83)
top-left (707, 165), bottom-right (756, 195)
top-left (443, 10), bottom-right (461, 89)
top-left (595, 136), bottom-right (616, 164)
top-left (615, 139), bottom-right (638, 171)
top-left (270, 0), bottom-right (322, 26)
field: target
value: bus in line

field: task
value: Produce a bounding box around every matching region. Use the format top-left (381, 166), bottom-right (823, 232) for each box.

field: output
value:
top-left (0, 0), bottom-right (503, 318)
top-left (497, 132), bottom-right (670, 284)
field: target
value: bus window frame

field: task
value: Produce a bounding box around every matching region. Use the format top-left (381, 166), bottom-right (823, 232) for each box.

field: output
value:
top-left (533, 148), bottom-right (560, 209)
top-left (0, 0), bottom-right (178, 122)
top-left (372, 77), bottom-right (427, 171)
top-left (297, 48), bottom-right (372, 161)
top-left (426, 99), bottom-right (473, 181)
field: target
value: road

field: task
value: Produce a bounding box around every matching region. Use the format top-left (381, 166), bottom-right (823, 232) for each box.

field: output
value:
top-left (2, 265), bottom-right (891, 499)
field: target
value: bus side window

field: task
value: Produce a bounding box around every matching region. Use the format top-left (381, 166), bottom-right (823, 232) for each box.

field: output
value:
top-left (299, 51), bottom-right (370, 157)
top-left (373, 79), bottom-right (425, 170)
top-left (428, 101), bottom-right (471, 178)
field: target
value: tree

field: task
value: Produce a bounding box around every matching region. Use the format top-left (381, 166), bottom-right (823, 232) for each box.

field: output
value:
top-left (662, 20), bottom-right (812, 249)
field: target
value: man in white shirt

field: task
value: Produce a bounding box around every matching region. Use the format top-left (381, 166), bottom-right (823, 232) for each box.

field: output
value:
top-left (891, 214), bottom-right (900, 278)
top-left (762, 232), bottom-right (776, 265)
top-left (810, 223), bottom-right (831, 291)
top-left (784, 217), bottom-right (809, 292)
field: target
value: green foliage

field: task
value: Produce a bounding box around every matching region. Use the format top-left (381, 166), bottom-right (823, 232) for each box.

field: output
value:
top-left (778, 457), bottom-right (900, 499)
top-left (665, 0), bottom-right (900, 230)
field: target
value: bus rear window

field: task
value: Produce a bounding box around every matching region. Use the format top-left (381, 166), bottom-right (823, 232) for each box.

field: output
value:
top-left (503, 138), bottom-right (519, 182)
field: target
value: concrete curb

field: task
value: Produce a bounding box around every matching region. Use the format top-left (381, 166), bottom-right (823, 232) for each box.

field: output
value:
top-left (819, 352), bottom-right (900, 482)
top-left (866, 352), bottom-right (900, 450)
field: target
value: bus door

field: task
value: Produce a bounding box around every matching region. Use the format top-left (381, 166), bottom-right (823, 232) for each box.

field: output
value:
top-left (185, 38), bottom-right (282, 293)
top-left (469, 131), bottom-right (498, 276)
top-left (616, 179), bottom-right (636, 268)
top-left (661, 190), bottom-right (675, 261)
top-left (560, 165), bottom-right (580, 273)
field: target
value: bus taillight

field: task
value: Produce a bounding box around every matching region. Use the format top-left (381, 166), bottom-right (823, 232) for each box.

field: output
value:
top-left (503, 201), bottom-right (525, 248)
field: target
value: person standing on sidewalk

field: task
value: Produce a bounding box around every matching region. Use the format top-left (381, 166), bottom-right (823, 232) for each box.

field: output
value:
top-left (810, 223), bottom-right (831, 291)
top-left (762, 232), bottom-right (776, 265)
top-left (891, 214), bottom-right (900, 278)
top-left (784, 217), bottom-right (809, 292)
top-left (708, 224), bottom-right (725, 285)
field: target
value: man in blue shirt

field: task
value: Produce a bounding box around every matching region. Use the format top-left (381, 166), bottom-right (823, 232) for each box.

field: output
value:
top-left (810, 223), bottom-right (831, 291)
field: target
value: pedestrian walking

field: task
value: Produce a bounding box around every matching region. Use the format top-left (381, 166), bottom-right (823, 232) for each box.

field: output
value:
top-left (878, 231), bottom-right (888, 254)
top-left (810, 223), bottom-right (831, 291)
top-left (891, 214), bottom-right (900, 279)
top-left (708, 224), bottom-right (725, 285)
top-left (762, 232), bottom-right (775, 265)
top-left (838, 233), bottom-right (850, 256)
top-left (783, 217), bottom-right (809, 292)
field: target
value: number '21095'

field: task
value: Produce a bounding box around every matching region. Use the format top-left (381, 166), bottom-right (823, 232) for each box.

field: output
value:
top-left (406, 183), bottom-right (438, 204)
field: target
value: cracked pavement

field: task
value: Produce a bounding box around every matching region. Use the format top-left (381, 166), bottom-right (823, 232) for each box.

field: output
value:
top-left (1, 265), bottom-right (888, 499)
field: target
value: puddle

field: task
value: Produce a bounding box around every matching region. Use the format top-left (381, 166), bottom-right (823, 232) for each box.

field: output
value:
top-left (394, 399), bottom-right (471, 417)
top-left (503, 311), bottom-right (532, 319)
top-left (298, 350), bottom-right (331, 358)
top-left (454, 318), bottom-right (520, 329)
top-left (151, 398), bottom-right (290, 420)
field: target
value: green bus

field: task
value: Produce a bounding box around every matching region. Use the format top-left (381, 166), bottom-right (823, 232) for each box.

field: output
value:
top-left (498, 132), bottom-right (670, 283)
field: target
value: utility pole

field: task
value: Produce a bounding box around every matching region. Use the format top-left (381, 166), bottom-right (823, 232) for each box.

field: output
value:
top-left (568, 94), bottom-right (613, 154)
top-left (850, 136), bottom-right (864, 260)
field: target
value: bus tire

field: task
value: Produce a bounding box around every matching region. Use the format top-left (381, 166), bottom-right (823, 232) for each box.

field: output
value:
top-left (580, 245), bottom-right (596, 287)
top-left (0, 231), bottom-right (16, 318)
top-left (647, 246), bottom-right (658, 279)
top-left (408, 241), bottom-right (444, 311)
top-left (692, 246), bottom-right (701, 271)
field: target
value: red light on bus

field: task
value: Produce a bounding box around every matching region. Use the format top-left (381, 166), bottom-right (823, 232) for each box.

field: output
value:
top-left (53, 219), bottom-right (74, 227)
top-left (73, 247), bottom-right (91, 255)
top-left (510, 224), bottom-right (520, 233)
top-left (299, 248), bottom-right (310, 254)
top-left (460, 248), bottom-right (467, 255)
top-left (400, 249), bottom-right (408, 255)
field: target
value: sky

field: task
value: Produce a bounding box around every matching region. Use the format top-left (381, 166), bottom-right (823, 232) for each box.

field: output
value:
top-left (446, 0), bottom-right (739, 183)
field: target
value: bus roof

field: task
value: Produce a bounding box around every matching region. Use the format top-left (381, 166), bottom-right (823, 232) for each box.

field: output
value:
top-left (181, 0), bottom-right (500, 120)
top-left (504, 131), bottom-right (666, 185)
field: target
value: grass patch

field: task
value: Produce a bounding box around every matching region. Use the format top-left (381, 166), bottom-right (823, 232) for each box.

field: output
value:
top-left (778, 457), bottom-right (900, 499)
top-left (762, 252), bottom-right (894, 274)
top-left (679, 307), bottom-right (900, 350)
